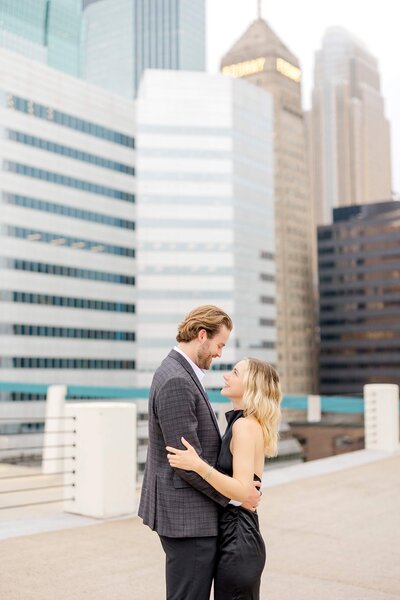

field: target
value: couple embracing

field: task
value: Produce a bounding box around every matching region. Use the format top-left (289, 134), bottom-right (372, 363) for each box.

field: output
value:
top-left (139, 305), bottom-right (282, 600)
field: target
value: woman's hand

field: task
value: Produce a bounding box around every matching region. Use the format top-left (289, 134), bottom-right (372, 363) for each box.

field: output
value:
top-left (166, 437), bottom-right (202, 472)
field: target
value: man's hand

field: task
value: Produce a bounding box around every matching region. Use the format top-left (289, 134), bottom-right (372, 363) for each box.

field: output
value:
top-left (241, 482), bottom-right (262, 513)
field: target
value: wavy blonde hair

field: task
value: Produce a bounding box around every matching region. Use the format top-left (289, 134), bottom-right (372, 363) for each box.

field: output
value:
top-left (242, 358), bottom-right (282, 457)
top-left (176, 305), bottom-right (233, 343)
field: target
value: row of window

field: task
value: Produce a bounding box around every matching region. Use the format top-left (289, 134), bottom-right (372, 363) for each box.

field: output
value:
top-left (260, 251), bottom-right (274, 260)
top-left (320, 316), bottom-right (399, 327)
top-left (320, 271), bottom-right (400, 285)
top-left (8, 94), bottom-right (135, 148)
top-left (253, 341), bottom-right (276, 349)
top-left (319, 254), bottom-right (400, 271)
top-left (318, 221), bottom-right (400, 245)
top-left (1, 324), bottom-right (135, 341)
top-left (321, 301), bottom-right (400, 313)
top-left (5, 358), bottom-right (135, 369)
top-left (321, 286), bottom-right (400, 299)
top-left (4, 393), bottom-right (46, 403)
top-left (7, 225), bottom-right (135, 258)
top-left (321, 332), bottom-right (400, 342)
top-left (211, 363), bottom-right (235, 371)
top-left (0, 422), bottom-right (43, 434)
top-left (320, 363), bottom-right (400, 371)
top-left (9, 130), bottom-right (135, 175)
top-left (0, 291), bottom-right (135, 313)
top-left (3, 193), bottom-right (135, 230)
top-left (260, 296), bottom-right (275, 304)
top-left (5, 162), bottom-right (135, 203)
top-left (4, 258), bottom-right (135, 286)
top-left (259, 319), bottom-right (276, 327)
top-left (259, 273), bottom-right (275, 282)
top-left (321, 347), bottom-right (400, 355)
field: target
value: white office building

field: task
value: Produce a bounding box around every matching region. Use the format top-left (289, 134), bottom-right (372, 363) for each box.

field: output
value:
top-left (136, 70), bottom-right (275, 387)
top-left (0, 48), bottom-right (136, 395)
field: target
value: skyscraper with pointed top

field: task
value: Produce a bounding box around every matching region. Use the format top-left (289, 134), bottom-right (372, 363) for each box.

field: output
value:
top-left (221, 7), bottom-right (317, 393)
top-left (309, 27), bottom-right (392, 225)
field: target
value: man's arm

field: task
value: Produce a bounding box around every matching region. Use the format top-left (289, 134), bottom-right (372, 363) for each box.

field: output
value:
top-left (154, 376), bottom-right (230, 507)
top-left (167, 419), bottom-right (255, 501)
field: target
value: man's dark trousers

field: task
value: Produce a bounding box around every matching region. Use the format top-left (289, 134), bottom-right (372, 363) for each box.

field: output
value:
top-left (160, 535), bottom-right (218, 600)
top-left (138, 350), bottom-right (230, 599)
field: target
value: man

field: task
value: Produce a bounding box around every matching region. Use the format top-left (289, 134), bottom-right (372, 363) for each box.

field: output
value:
top-left (138, 305), bottom-right (261, 600)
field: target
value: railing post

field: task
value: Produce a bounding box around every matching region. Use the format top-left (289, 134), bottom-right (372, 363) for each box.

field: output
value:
top-left (364, 384), bottom-right (399, 452)
top-left (42, 384), bottom-right (67, 474)
top-left (64, 402), bottom-right (137, 519)
top-left (307, 395), bottom-right (321, 422)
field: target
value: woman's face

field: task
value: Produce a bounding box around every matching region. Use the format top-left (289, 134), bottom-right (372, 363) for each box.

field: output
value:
top-left (220, 360), bottom-right (246, 402)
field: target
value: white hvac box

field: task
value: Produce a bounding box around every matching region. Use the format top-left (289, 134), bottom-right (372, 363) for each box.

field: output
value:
top-left (364, 384), bottom-right (399, 452)
top-left (64, 402), bottom-right (137, 518)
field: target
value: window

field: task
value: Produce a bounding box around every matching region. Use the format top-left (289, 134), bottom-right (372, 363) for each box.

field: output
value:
top-left (4, 162), bottom-right (135, 203)
top-left (8, 93), bottom-right (135, 148)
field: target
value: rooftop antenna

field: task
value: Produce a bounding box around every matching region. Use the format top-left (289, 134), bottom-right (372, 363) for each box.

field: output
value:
top-left (257, 0), bottom-right (262, 18)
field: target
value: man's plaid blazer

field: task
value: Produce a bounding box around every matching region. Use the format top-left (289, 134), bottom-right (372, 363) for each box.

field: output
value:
top-left (138, 349), bottom-right (230, 538)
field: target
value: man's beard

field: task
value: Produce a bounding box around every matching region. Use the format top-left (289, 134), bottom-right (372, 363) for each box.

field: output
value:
top-left (196, 343), bottom-right (213, 370)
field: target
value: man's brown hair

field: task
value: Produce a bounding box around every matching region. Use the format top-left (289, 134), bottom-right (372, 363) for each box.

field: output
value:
top-left (176, 305), bottom-right (233, 343)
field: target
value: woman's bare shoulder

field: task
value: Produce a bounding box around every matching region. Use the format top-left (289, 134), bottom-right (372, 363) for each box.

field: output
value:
top-left (232, 415), bottom-right (262, 436)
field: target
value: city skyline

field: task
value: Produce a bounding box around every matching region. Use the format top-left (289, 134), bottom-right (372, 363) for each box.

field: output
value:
top-left (207, 0), bottom-right (399, 193)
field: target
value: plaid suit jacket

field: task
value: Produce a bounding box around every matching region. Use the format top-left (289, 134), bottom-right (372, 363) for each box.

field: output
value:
top-left (138, 349), bottom-right (229, 537)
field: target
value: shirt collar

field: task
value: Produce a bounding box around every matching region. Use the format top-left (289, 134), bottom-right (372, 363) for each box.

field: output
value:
top-left (173, 346), bottom-right (206, 386)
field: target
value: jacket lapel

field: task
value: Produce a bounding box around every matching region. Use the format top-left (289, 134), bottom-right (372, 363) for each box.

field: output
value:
top-left (169, 349), bottom-right (221, 437)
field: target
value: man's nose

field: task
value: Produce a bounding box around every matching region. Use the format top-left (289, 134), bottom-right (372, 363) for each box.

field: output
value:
top-left (216, 349), bottom-right (222, 358)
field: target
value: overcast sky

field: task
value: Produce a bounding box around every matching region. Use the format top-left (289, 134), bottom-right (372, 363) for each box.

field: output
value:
top-left (207, 0), bottom-right (400, 194)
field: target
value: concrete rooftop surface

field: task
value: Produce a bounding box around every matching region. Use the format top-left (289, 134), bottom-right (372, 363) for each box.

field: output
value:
top-left (0, 452), bottom-right (400, 600)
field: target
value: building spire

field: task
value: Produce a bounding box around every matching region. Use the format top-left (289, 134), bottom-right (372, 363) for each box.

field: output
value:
top-left (257, 0), bottom-right (262, 19)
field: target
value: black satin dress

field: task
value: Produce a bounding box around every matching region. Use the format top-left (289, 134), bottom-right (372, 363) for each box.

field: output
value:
top-left (214, 410), bottom-right (266, 600)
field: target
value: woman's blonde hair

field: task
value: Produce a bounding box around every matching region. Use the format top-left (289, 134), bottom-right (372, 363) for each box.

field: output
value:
top-left (242, 358), bottom-right (282, 457)
top-left (176, 305), bottom-right (233, 343)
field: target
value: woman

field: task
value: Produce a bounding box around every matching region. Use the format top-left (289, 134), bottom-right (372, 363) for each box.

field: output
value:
top-left (166, 358), bottom-right (282, 600)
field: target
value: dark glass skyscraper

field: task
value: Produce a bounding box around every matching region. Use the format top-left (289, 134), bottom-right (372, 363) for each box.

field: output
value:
top-left (318, 201), bottom-right (400, 394)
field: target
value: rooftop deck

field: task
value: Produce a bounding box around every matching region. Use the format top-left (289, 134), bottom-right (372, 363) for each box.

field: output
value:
top-left (1, 450), bottom-right (399, 599)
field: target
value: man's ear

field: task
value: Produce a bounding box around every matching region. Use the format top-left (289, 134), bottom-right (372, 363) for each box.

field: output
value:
top-left (198, 328), bottom-right (208, 343)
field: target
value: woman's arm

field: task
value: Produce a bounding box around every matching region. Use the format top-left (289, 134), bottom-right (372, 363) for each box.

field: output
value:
top-left (167, 418), bottom-right (256, 502)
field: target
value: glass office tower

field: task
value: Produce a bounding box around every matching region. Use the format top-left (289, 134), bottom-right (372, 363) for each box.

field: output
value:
top-left (82, 0), bottom-right (135, 99)
top-left (318, 201), bottom-right (400, 395)
top-left (46, 0), bottom-right (82, 76)
top-left (0, 0), bottom-right (83, 77)
top-left (83, 0), bottom-right (206, 97)
top-left (1, 0), bottom-right (206, 97)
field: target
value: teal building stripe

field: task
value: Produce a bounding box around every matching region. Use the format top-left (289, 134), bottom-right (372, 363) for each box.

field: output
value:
top-left (0, 382), bottom-right (365, 413)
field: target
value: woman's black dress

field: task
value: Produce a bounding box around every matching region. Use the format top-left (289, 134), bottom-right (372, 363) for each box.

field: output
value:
top-left (214, 410), bottom-right (266, 600)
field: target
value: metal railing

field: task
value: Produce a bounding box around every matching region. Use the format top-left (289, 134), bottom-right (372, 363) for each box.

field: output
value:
top-left (1, 381), bottom-right (398, 512)
top-left (0, 415), bottom-right (76, 510)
